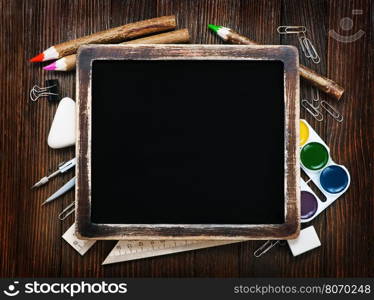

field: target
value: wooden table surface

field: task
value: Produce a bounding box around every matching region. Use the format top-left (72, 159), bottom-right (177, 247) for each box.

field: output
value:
top-left (0, 0), bottom-right (372, 277)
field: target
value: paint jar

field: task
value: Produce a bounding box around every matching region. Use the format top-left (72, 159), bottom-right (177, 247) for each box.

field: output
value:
top-left (300, 142), bottom-right (329, 171)
top-left (320, 165), bottom-right (349, 194)
top-left (300, 190), bottom-right (318, 219)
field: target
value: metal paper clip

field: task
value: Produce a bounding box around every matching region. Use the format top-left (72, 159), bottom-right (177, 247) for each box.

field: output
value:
top-left (298, 33), bottom-right (321, 64)
top-left (277, 26), bottom-right (306, 34)
top-left (320, 100), bottom-right (344, 122)
top-left (58, 202), bottom-right (75, 221)
top-left (29, 80), bottom-right (59, 102)
top-left (301, 99), bottom-right (324, 122)
top-left (254, 240), bottom-right (285, 257)
top-left (277, 26), bottom-right (320, 64)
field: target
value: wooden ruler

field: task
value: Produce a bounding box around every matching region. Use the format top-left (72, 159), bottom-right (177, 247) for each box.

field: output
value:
top-left (102, 240), bottom-right (241, 265)
top-left (62, 223), bottom-right (96, 255)
top-left (62, 223), bottom-right (241, 264)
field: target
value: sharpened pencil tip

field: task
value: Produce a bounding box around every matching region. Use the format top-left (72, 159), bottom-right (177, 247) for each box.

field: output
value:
top-left (43, 62), bottom-right (57, 71)
top-left (30, 52), bottom-right (45, 62)
top-left (208, 24), bottom-right (221, 33)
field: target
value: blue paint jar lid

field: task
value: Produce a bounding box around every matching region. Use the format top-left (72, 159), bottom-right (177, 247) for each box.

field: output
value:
top-left (320, 165), bottom-right (349, 194)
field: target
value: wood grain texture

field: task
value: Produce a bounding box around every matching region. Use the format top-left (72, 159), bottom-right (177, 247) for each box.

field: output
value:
top-left (0, 0), bottom-right (372, 277)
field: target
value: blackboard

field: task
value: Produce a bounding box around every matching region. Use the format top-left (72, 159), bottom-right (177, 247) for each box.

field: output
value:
top-left (76, 45), bottom-right (299, 240)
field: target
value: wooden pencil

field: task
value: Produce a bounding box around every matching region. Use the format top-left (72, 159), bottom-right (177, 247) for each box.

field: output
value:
top-left (30, 15), bottom-right (176, 62)
top-left (208, 24), bottom-right (344, 100)
top-left (44, 29), bottom-right (190, 71)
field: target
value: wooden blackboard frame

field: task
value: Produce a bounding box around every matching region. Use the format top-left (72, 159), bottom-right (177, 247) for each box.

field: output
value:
top-left (76, 44), bottom-right (300, 240)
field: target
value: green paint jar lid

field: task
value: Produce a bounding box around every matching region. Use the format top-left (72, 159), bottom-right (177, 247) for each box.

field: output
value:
top-left (300, 142), bottom-right (329, 170)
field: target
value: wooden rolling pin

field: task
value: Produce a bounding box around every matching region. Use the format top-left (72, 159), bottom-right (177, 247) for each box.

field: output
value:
top-left (209, 25), bottom-right (344, 100)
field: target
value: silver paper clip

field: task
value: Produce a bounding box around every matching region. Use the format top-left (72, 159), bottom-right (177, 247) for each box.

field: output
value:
top-left (298, 33), bottom-right (321, 64)
top-left (320, 100), bottom-right (344, 122)
top-left (254, 240), bottom-right (285, 257)
top-left (277, 26), bottom-right (320, 64)
top-left (29, 80), bottom-right (59, 102)
top-left (311, 87), bottom-right (320, 108)
top-left (58, 202), bottom-right (75, 221)
top-left (301, 99), bottom-right (324, 122)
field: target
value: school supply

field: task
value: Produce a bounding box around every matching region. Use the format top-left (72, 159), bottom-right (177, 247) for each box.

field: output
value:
top-left (62, 223), bottom-right (96, 256)
top-left (253, 241), bottom-right (286, 257)
top-left (301, 99), bottom-right (324, 121)
top-left (31, 157), bottom-right (76, 189)
top-left (76, 44), bottom-right (299, 240)
top-left (287, 226), bottom-right (321, 256)
top-left (301, 88), bottom-right (324, 122)
top-left (44, 29), bottom-right (190, 71)
top-left (29, 80), bottom-right (59, 102)
top-left (102, 240), bottom-right (240, 265)
top-left (42, 176), bottom-right (76, 205)
top-left (280, 27), bottom-right (344, 122)
top-left (208, 24), bottom-right (344, 100)
top-left (30, 16), bottom-right (176, 62)
top-left (48, 97), bottom-right (76, 149)
top-left (302, 88), bottom-right (344, 122)
top-left (277, 26), bottom-right (344, 123)
top-left (277, 26), bottom-right (320, 64)
top-left (299, 120), bottom-right (350, 222)
top-left (320, 100), bottom-right (344, 122)
top-left (59, 202), bottom-right (75, 220)
top-left (253, 226), bottom-right (321, 257)
top-left (104, 225), bottom-right (321, 264)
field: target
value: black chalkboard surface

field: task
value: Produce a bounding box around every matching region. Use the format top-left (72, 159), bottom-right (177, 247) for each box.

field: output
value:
top-left (91, 59), bottom-right (284, 225)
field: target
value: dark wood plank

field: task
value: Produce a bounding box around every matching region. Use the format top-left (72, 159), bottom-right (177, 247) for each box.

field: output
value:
top-left (325, 0), bottom-right (373, 277)
top-left (0, 0), bottom-right (372, 277)
top-left (59, 0), bottom-right (112, 278)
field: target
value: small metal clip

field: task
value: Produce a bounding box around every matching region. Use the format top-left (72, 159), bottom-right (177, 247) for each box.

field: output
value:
top-left (58, 202), bottom-right (75, 221)
top-left (277, 26), bottom-right (306, 34)
top-left (301, 99), bottom-right (324, 122)
top-left (320, 100), bottom-right (344, 122)
top-left (311, 87), bottom-right (320, 108)
top-left (298, 33), bottom-right (321, 64)
top-left (254, 240), bottom-right (285, 257)
top-left (277, 26), bottom-right (320, 64)
top-left (29, 80), bottom-right (59, 102)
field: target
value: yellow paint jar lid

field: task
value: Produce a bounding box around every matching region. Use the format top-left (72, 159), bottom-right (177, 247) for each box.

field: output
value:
top-left (300, 120), bottom-right (310, 146)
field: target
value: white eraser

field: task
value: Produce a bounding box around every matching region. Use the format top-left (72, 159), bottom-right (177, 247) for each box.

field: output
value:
top-left (62, 223), bottom-right (96, 256)
top-left (287, 226), bottom-right (321, 256)
top-left (48, 97), bottom-right (76, 149)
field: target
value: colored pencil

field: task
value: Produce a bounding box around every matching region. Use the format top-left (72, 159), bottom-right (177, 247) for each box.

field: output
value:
top-left (44, 29), bottom-right (190, 71)
top-left (208, 24), bottom-right (344, 100)
top-left (30, 16), bottom-right (176, 62)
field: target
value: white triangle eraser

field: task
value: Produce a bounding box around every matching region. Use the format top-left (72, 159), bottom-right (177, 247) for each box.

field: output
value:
top-left (48, 97), bottom-right (76, 149)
